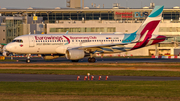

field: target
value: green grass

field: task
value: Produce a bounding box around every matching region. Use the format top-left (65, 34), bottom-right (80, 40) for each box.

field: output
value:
top-left (0, 81), bottom-right (180, 98)
top-left (1, 69), bottom-right (180, 77)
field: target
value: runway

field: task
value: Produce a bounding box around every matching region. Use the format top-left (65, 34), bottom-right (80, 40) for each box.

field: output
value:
top-left (2, 57), bottom-right (180, 63)
top-left (0, 74), bottom-right (180, 82)
top-left (1, 57), bottom-right (180, 82)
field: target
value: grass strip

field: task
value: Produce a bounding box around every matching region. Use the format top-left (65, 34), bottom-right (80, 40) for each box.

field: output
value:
top-left (1, 70), bottom-right (180, 77)
top-left (0, 81), bottom-right (180, 99)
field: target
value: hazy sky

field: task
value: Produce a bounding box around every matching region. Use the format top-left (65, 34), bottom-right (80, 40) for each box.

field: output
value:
top-left (0, 0), bottom-right (180, 9)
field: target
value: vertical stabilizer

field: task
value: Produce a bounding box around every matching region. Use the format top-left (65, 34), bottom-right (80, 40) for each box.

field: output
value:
top-left (136, 6), bottom-right (164, 40)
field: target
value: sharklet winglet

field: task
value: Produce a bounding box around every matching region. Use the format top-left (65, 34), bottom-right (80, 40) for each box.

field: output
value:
top-left (65, 31), bottom-right (69, 34)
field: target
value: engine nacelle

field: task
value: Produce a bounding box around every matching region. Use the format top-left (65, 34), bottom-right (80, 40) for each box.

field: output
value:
top-left (66, 49), bottom-right (85, 60)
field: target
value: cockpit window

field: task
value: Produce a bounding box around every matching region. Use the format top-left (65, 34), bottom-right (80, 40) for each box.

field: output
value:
top-left (12, 39), bottom-right (23, 43)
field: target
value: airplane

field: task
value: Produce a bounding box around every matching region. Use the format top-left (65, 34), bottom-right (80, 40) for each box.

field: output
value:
top-left (4, 5), bottom-right (167, 63)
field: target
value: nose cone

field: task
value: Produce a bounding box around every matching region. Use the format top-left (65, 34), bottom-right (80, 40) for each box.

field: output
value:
top-left (2, 45), bottom-right (6, 51)
top-left (6, 44), bottom-right (14, 52)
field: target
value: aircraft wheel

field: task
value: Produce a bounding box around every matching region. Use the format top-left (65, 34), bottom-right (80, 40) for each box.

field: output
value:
top-left (26, 59), bottom-right (31, 63)
top-left (88, 57), bottom-right (96, 63)
top-left (91, 57), bottom-right (96, 63)
top-left (88, 58), bottom-right (92, 62)
top-left (71, 60), bottom-right (79, 62)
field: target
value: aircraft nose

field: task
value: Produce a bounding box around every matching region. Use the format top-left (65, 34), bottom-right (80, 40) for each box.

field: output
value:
top-left (6, 44), bottom-right (14, 52)
top-left (2, 45), bottom-right (6, 51)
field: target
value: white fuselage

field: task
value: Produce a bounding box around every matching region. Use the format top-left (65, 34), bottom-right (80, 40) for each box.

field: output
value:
top-left (6, 34), bottom-right (141, 54)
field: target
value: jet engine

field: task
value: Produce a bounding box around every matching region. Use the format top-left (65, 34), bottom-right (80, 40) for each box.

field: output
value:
top-left (65, 49), bottom-right (85, 60)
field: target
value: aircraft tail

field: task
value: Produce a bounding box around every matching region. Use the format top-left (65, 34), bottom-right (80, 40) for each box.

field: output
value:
top-left (136, 6), bottom-right (164, 40)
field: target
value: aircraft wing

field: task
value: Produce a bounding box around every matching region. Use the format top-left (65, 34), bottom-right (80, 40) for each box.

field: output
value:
top-left (71, 42), bottom-right (134, 53)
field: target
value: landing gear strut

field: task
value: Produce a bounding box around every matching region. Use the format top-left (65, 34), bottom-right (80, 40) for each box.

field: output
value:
top-left (26, 59), bottom-right (30, 63)
top-left (26, 54), bottom-right (31, 63)
top-left (88, 57), bottom-right (96, 63)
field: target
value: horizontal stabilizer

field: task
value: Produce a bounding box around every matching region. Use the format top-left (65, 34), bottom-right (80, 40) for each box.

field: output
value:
top-left (149, 37), bottom-right (172, 40)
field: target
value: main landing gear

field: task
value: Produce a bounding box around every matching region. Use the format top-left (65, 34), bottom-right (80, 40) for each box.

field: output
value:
top-left (88, 57), bottom-right (96, 63)
top-left (26, 54), bottom-right (31, 63)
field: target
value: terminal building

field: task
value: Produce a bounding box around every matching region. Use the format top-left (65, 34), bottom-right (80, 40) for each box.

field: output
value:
top-left (0, 0), bottom-right (180, 56)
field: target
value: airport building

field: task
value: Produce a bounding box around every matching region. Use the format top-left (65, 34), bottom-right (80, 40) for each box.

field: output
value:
top-left (0, 0), bottom-right (180, 56)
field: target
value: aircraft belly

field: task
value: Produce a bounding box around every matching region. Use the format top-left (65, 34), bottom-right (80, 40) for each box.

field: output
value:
top-left (23, 46), bottom-right (57, 54)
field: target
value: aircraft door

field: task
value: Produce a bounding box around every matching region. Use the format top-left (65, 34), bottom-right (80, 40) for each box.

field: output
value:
top-left (29, 36), bottom-right (35, 47)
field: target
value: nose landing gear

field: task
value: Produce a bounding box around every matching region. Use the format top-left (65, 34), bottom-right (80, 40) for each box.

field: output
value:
top-left (26, 54), bottom-right (31, 63)
top-left (26, 59), bottom-right (30, 63)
